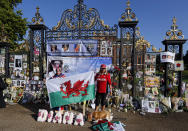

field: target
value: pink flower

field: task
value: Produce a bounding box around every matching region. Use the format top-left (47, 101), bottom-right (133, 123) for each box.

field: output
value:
top-left (47, 114), bottom-right (51, 118)
top-left (76, 119), bottom-right (81, 123)
top-left (65, 116), bottom-right (70, 121)
top-left (38, 112), bottom-right (41, 117)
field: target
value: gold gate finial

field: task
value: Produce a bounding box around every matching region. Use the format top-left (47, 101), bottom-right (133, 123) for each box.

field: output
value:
top-left (32, 6), bottom-right (44, 25)
top-left (126, 0), bottom-right (130, 9)
top-left (165, 17), bottom-right (184, 40)
top-left (119, 0), bottom-right (137, 22)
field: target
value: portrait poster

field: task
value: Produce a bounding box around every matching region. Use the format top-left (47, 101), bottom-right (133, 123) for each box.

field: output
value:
top-left (142, 100), bottom-right (160, 113)
top-left (160, 52), bottom-right (175, 64)
top-left (47, 56), bottom-right (112, 79)
top-left (14, 55), bottom-right (22, 70)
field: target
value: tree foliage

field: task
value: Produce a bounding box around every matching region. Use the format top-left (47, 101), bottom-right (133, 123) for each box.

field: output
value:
top-left (0, 0), bottom-right (27, 49)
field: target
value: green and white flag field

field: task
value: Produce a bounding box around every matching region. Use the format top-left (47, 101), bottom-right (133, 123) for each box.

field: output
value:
top-left (46, 71), bottom-right (95, 108)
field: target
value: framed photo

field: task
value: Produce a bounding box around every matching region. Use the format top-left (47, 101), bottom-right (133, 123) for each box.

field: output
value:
top-left (15, 59), bottom-right (22, 68)
top-left (17, 80), bottom-right (20, 87)
top-left (51, 45), bottom-right (57, 52)
top-left (148, 101), bottom-right (155, 112)
top-left (107, 47), bottom-right (112, 56)
top-left (21, 80), bottom-right (25, 87)
top-left (74, 44), bottom-right (81, 52)
top-left (22, 55), bottom-right (27, 61)
top-left (14, 55), bottom-right (22, 69)
top-left (15, 69), bottom-right (21, 78)
top-left (100, 48), bottom-right (106, 56)
top-left (10, 55), bottom-right (14, 62)
top-left (0, 56), bottom-right (5, 67)
top-left (0, 67), bottom-right (5, 74)
top-left (62, 44), bottom-right (69, 52)
top-left (9, 63), bottom-right (14, 67)
top-left (12, 80), bottom-right (17, 86)
top-left (23, 63), bottom-right (27, 68)
top-left (0, 49), bottom-right (5, 54)
top-left (34, 67), bottom-right (39, 72)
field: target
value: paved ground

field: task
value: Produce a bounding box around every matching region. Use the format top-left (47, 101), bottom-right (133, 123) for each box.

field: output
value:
top-left (0, 103), bottom-right (188, 131)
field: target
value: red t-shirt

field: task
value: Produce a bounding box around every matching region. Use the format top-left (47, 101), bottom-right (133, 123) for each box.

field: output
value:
top-left (95, 73), bottom-right (111, 93)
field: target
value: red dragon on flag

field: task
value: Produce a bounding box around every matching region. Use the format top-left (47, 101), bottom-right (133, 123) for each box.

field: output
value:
top-left (60, 80), bottom-right (89, 98)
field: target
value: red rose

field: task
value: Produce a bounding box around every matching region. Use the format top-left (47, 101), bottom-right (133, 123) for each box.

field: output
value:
top-left (176, 63), bottom-right (181, 67)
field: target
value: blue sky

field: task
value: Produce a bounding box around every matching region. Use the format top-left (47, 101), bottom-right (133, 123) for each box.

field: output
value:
top-left (17, 0), bottom-right (188, 54)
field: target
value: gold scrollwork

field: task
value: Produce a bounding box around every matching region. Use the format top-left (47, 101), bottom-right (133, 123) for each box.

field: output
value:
top-left (52, 21), bottom-right (61, 31)
top-left (100, 20), bottom-right (110, 29)
top-left (136, 36), bottom-right (151, 50)
top-left (65, 18), bottom-right (76, 30)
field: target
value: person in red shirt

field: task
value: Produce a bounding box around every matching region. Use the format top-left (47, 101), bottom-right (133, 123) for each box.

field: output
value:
top-left (95, 64), bottom-right (112, 111)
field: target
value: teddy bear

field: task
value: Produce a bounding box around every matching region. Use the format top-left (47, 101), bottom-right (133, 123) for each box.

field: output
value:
top-left (88, 110), bottom-right (113, 122)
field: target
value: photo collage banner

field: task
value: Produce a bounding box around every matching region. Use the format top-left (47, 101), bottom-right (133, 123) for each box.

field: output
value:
top-left (144, 76), bottom-right (160, 96)
top-left (9, 54), bottom-right (28, 87)
top-left (46, 39), bottom-right (98, 56)
top-left (100, 41), bottom-right (113, 56)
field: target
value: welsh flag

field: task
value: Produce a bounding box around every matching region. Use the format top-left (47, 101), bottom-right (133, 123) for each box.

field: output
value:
top-left (46, 71), bottom-right (95, 108)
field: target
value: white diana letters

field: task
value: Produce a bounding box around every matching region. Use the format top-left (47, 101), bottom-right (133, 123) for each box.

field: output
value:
top-left (37, 109), bottom-right (48, 122)
top-left (74, 113), bottom-right (84, 126)
top-left (47, 111), bottom-right (54, 123)
top-left (53, 111), bottom-right (62, 124)
top-left (37, 109), bottom-right (85, 126)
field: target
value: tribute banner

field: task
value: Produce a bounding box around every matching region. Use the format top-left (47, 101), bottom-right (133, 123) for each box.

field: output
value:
top-left (46, 71), bottom-right (95, 108)
top-left (46, 39), bottom-right (98, 56)
top-left (47, 56), bottom-right (112, 78)
top-left (144, 76), bottom-right (160, 88)
top-left (160, 52), bottom-right (175, 64)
